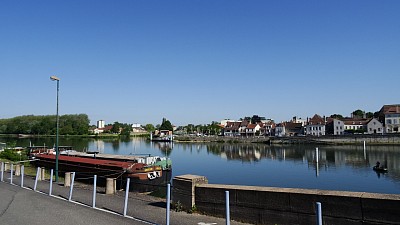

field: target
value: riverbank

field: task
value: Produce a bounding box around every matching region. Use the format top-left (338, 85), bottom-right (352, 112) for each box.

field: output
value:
top-left (174, 134), bottom-right (400, 145)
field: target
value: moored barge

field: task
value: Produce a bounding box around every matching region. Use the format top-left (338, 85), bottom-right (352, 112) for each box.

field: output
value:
top-left (33, 153), bottom-right (171, 192)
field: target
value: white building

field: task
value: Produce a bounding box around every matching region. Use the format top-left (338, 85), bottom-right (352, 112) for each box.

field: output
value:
top-left (220, 119), bottom-right (236, 127)
top-left (97, 120), bottom-right (105, 129)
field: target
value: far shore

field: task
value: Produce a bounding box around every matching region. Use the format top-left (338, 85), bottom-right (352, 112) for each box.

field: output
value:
top-left (174, 134), bottom-right (400, 145)
top-left (2, 133), bottom-right (400, 146)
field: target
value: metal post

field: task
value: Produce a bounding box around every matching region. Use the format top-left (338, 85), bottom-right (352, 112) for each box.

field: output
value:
top-left (316, 202), bottom-right (322, 225)
top-left (316, 147), bottom-right (319, 163)
top-left (166, 183), bottom-right (171, 225)
top-left (34, 167), bottom-right (40, 191)
top-left (0, 162), bottom-right (3, 182)
top-left (363, 140), bottom-right (366, 150)
top-left (49, 169), bottom-right (54, 196)
top-left (10, 163), bottom-right (13, 184)
top-left (68, 172), bottom-right (75, 201)
top-left (55, 79), bottom-right (60, 182)
top-left (51, 76), bottom-right (60, 182)
top-left (226, 191), bottom-right (230, 225)
top-left (123, 178), bottom-right (130, 217)
top-left (92, 175), bottom-right (97, 208)
top-left (20, 165), bottom-right (24, 187)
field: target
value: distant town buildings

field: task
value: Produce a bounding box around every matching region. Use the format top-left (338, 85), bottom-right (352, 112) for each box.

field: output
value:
top-left (220, 104), bottom-right (400, 137)
top-left (97, 120), bottom-right (105, 129)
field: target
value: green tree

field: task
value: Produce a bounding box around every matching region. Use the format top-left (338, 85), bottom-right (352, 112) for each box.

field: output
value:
top-left (159, 118), bottom-right (173, 131)
top-left (352, 109), bottom-right (365, 118)
top-left (330, 114), bottom-right (344, 119)
top-left (366, 112), bottom-right (374, 118)
top-left (144, 124), bottom-right (155, 132)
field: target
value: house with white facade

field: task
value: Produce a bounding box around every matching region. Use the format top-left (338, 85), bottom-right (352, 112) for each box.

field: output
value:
top-left (326, 118), bottom-right (345, 135)
top-left (379, 104), bottom-right (400, 133)
top-left (245, 124), bottom-right (261, 136)
top-left (305, 114), bottom-right (326, 136)
top-left (366, 118), bottom-right (383, 134)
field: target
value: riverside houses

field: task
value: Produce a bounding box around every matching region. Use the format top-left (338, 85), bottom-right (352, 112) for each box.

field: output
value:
top-left (379, 104), bottom-right (400, 133)
top-left (220, 104), bottom-right (399, 137)
top-left (305, 114), bottom-right (326, 136)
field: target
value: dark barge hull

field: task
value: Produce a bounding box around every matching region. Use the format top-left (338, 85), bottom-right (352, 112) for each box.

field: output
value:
top-left (33, 154), bottom-right (170, 192)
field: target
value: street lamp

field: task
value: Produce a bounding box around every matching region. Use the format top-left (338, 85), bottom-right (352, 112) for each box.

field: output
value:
top-left (50, 75), bottom-right (60, 182)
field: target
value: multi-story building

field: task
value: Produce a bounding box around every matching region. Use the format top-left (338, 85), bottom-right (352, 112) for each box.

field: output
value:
top-left (379, 104), bottom-right (400, 133)
top-left (305, 114), bottom-right (326, 136)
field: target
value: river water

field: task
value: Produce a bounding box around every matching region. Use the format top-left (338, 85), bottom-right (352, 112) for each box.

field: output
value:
top-left (2, 136), bottom-right (400, 194)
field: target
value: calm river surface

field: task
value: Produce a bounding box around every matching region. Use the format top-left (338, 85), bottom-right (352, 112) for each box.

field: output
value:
top-left (2, 137), bottom-right (400, 194)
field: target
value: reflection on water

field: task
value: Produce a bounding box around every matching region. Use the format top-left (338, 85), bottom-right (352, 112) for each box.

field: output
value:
top-left (2, 136), bottom-right (400, 194)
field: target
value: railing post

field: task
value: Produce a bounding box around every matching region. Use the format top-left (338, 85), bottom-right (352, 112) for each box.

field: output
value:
top-left (316, 202), bottom-right (322, 225)
top-left (0, 162), bottom-right (4, 182)
top-left (226, 191), bottom-right (230, 225)
top-left (10, 163), bottom-right (13, 184)
top-left (166, 183), bottom-right (171, 225)
top-left (49, 169), bottom-right (54, 196)
top-left (20, 165), bottom-right (24, 187)
top-left (68, 172), bottom-right (75, 201)
top-left (92, 175), bottom-right (97, 208)
top-left (34, 167), bottom-right (40, 191)
top-left (123, 178), bottom-right (130, 217)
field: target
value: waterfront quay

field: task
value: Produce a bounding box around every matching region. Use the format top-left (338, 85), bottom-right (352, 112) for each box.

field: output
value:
top-left (2, 163), bottom-right (400, 224)
top-left (174, 134), bottom-right (400, 145)
top-left (0, 170), bottom-right (250, 225)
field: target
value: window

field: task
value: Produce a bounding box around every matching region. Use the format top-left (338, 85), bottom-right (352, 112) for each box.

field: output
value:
top-left (387, 119), bottom-right (392, 124)
top-left (378, 128), bottom-right (381, 131)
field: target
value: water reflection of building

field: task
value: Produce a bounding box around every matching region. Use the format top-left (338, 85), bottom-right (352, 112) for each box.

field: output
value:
top-left (204, 144), bottom-right (400, 175)
top-left (94, 140), bottom-right (105, 153)
top-left (153, 141), bottom-right (173, 156)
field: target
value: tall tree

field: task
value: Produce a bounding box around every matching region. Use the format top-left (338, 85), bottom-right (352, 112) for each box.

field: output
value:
top-left (352, 109), bottom-right (365, 118)
top-left (330, 114), bottom-right (344, 119)
top-left (159, 118), bottom-right (173, 131)
top-left (144, 124), bottom-right (155, 132)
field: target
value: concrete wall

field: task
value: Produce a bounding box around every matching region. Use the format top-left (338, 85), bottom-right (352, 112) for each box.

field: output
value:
top-left (173, 175), bottom-right (400, 225)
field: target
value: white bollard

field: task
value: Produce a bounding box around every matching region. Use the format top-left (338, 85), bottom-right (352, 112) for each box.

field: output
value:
top-left (10, 164), bottom-right (13, 184)
top-left (1, 161), bottom-right (4, 182)
top-left (68, 172), bottom-right (76, 201)
top-left (123, 178), bottom-right (130, 217)
top-left (166, 183), bottom-right (171, 225)
top-left (92, 175), bottom-right (97, 208)
top-left (49, 169), bottom-right (54, 196)
top-left (316, 202), bottom-right (322, 225)
top-left (226, 191), bottom-right (230, 225)
top-left (34, 167), bottom-right (40, 191)
top-left (20, 165), bottom-right (24, 187)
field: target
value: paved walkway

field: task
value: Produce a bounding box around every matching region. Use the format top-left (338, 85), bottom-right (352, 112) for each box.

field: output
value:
top-left (0, 171), bottom-right (250, 225)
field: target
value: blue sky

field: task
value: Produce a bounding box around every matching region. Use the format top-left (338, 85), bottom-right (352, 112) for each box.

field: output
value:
top-left (1, 1), bottom-right (399, 126)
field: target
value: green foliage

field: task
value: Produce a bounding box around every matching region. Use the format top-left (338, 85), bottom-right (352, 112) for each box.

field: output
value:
top-left (179, 122), bottom-right (222, 136)
top-left (110, 122), bottom-right (133, 135)
top-left (189, 204), bottom-right (197, 214)
top-left (159, 118), bottom-right (173, 131)
top-left (0, 149), bottom-right (28, 162)
top-left (330, 114), bottom-right (344, 119)
top-left (173, 201), bottom-right (183, 212)
top-left (144, 124), bottom-right (155, 132)
top-left (352, 109), bottom-right (365, 118)
top-left (0, 114), bottom-right (90, 135)
top-left (366, 112), bottom-right (374, 118)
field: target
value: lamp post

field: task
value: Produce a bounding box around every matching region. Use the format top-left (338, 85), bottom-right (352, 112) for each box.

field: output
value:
top-left (50, 75), bottom-right (60, 182)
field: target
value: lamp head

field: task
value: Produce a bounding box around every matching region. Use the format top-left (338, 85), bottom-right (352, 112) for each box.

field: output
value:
top-left (50, 76), bottom-right (60, 81)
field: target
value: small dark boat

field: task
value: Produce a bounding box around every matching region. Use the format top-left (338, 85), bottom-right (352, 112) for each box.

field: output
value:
top-left (373, 166), bottom-right (388, 173)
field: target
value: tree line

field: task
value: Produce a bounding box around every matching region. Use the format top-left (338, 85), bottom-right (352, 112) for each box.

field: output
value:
top-left (0, 114), bottom-right (90, 135)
